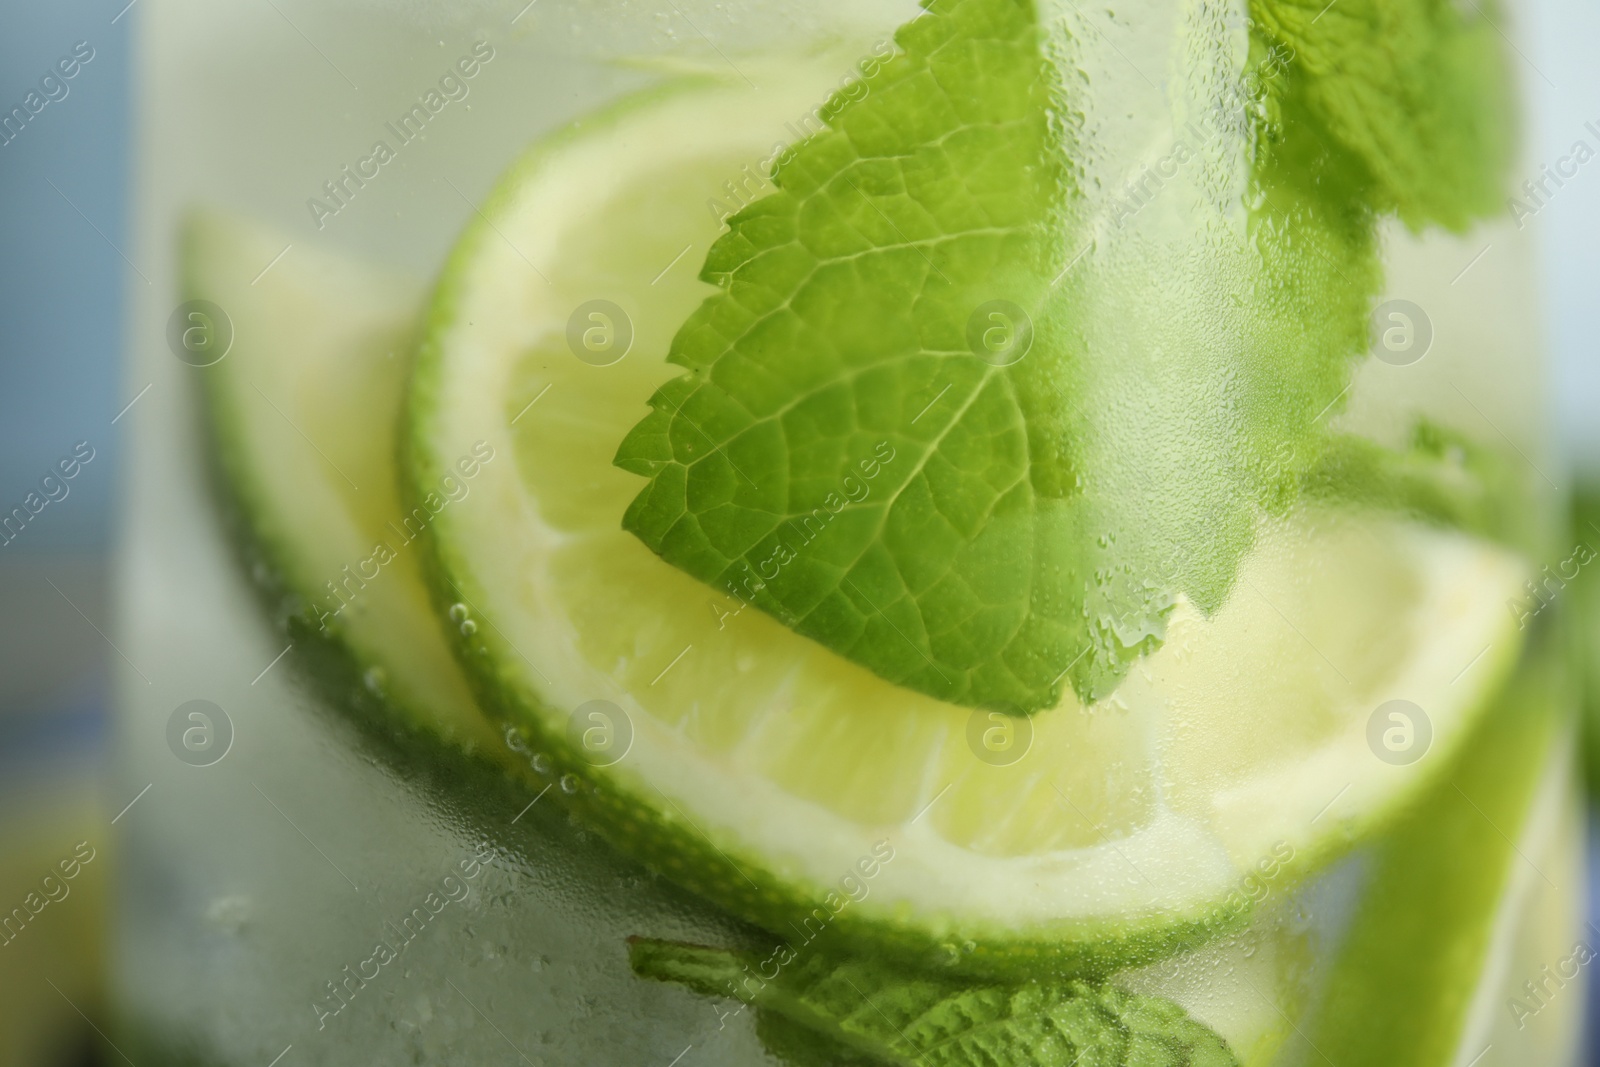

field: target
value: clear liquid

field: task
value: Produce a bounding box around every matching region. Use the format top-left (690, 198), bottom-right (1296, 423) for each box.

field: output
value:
top-left (116, 1), bottom-right (1581, 1064)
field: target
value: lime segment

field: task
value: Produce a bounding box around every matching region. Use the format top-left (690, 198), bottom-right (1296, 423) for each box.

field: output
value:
top-left (188, 209), bottom-right (500, 753)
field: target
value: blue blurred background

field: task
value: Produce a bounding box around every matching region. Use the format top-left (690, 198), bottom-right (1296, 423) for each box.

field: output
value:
top-left (0, 0), bottom-right (1597, 1064)
top-left (0, 3), bottom-right (128, 1064)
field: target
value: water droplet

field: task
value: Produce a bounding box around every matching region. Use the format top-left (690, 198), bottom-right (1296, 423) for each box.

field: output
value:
top-left (363, 666), bottom-right (387, 694)
top-left (448, 602), bottom-right (470, 622)
top-left (560, 774), bottom-right (580, 794)
top-left (204, 895), bottom-right (252, 933)
top-left (532, 753), bottom-right (552, 775)
top-left (459, 619), bottom-right (479, 636)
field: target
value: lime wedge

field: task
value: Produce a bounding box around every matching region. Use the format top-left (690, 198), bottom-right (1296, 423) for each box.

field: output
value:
top-left (187, 209), bottom-right (501, 754)
top-left (406, 77), bottom-right (1530, 973)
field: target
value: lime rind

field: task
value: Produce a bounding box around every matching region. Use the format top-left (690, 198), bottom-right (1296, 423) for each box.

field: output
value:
top-left (188, 208), bottom-right (504, 757)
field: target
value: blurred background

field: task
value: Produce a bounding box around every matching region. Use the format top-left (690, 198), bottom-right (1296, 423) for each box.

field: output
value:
top-left (0, 0), bottom-right (1597, 1064)
top-left (0, 3), bottom-right (127, 1065)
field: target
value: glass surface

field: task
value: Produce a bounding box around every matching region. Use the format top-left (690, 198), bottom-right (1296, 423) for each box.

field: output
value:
top-left (116, 2), bottom-right (1583, 1065)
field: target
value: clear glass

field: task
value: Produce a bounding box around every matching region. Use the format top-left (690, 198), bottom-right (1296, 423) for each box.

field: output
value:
top-left (115, 1), bottom-right (1583, 1065)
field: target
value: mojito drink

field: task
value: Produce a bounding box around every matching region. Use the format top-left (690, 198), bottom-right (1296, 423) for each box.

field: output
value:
top-left (117, 0), bottom-right (1582, 1064)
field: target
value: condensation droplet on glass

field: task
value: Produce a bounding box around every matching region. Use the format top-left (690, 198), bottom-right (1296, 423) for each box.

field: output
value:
top-left (204, 894), bottom-right (252, 933)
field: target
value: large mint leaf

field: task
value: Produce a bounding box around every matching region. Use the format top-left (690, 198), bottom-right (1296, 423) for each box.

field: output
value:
top-left (616, 0), bottom-right (1378, 712)
top-left (628, 938), bottom-right (1239, 1067)
top-left (1250, 0), bottom-right (1513, 232)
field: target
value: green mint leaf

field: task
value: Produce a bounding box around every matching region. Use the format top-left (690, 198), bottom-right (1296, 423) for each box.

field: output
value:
top-left (1302, 421), bottom-right (1526, 544)
top-left (617, 0), bottom-right (1379, 711)
top-left (628, 938), bottom-right (1239, 1067)
top-left (1250, 0), bottom-right (1513, 231)
top-left (756, 1012), bottom-right (880, 1067)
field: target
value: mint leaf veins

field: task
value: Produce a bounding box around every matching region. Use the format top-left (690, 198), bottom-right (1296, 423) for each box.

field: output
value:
top-left (628, 937), bottom-right (1239, 1067)
top-left (615, 0), bottom-right (1499, 712)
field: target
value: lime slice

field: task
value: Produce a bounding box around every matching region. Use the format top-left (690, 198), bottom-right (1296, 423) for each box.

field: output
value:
top-left (188, 209), bottom-right (501, 754)
top-left (407, 76), bottom-right (1530, 972)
